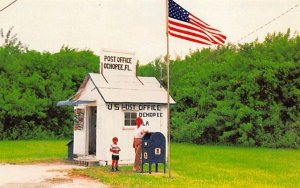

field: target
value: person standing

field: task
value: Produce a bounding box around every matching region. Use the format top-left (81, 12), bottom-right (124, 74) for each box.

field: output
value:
top-left (110, 137), bottom-right (121, 172)
top-left (133, 117), bottom-right (148, 172)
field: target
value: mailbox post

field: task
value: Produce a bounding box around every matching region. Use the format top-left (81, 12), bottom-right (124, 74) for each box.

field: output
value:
top-left (141, 132), bottom-right (166, 174)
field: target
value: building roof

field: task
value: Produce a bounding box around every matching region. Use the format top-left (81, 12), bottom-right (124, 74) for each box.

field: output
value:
top-left (75, 73), bottom-right (175, 104)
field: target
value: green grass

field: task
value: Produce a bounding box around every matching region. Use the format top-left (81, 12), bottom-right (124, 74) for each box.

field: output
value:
top-left (0, 141), bottom-right (299, 187)
top-left (72, 143), bottom-right (300, 188)
top-left (0, 140), bottom-right (68, 163)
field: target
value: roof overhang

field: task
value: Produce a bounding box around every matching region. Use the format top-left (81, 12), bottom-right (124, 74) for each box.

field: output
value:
top-left (56, 100), bottom-right (96, 106)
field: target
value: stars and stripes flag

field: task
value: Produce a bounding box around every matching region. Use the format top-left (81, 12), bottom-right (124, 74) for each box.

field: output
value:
top-left (168, 0), bottom-right (226, 45)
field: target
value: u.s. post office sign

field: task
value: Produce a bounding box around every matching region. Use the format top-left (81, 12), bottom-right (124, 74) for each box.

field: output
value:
top-left (100, 49), bottom-right (136, 76)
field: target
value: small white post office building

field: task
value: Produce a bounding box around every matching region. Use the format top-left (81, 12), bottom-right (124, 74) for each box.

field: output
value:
top-left (59, 50), bottom-right (175, 165)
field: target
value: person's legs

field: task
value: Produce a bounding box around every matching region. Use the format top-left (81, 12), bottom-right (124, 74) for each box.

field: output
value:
top-left (134, 138), bottom-right (142, 171)
top-left (115, 160), bottom-right (119, 171)
top-left (112, 159), bottom-right (116, 171)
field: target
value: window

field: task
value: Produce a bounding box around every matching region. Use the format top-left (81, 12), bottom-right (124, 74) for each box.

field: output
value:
top-left (124, 112), bottom-right (137, 126)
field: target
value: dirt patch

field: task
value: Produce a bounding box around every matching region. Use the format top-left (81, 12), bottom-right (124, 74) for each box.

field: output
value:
top-left (45, 177), bottom-right (73, 183)
top-left (0, 163), bottom-right (109, 188)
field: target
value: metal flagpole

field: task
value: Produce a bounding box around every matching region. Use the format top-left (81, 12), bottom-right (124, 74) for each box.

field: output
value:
top-left (165, 0), bottom-right (171, 178)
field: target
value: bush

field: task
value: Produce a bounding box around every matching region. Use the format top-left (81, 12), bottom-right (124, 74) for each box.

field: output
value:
top-left (140, 30), bottom-right (300, 148)
top-left (0, 31), bottom-right (99, 140)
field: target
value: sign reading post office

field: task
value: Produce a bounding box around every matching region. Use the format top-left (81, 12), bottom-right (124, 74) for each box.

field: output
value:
top-left (100, 49), bottom-right (136, 76)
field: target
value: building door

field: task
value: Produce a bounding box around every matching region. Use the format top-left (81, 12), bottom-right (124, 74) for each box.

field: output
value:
top-left (88, 106), bottom-right (97, 155)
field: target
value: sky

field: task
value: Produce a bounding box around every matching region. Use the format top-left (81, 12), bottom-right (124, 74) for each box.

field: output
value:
top-left (0, 0), bottom-right (299, 64)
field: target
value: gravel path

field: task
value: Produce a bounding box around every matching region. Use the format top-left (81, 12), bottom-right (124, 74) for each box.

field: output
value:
top-left (0, 163), bottom-right (109, 188)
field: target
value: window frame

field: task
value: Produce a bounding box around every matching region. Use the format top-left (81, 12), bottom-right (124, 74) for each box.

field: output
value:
top-left (123, 111), bottom-right (137, 129)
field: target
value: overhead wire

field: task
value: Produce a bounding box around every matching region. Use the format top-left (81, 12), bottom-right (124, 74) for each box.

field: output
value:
top-left (237, 3), bottom-right (299, 43)
top-left (0, 0), bottom-right (18, 13)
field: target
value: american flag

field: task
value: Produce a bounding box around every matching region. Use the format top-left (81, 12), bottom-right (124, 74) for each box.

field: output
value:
top-left (168, 0), bottom-right (226, 45)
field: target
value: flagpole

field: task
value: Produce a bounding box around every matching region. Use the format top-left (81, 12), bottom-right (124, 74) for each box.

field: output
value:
top-left (166, 0), bottom-right (171, 178)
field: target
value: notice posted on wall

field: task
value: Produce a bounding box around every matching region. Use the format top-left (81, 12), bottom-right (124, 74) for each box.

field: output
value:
top-left (74, 108), bottom-right (84, 130)
top-left (100, 49), bottom-right (136, 76)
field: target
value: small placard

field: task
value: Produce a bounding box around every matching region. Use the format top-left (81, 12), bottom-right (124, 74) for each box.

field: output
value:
top-left (74, 108), bottom-right (84, 131)
top-left (144, 152), bottom-right (148, 159)
top-left (155, 148), bottom-right (161, 155)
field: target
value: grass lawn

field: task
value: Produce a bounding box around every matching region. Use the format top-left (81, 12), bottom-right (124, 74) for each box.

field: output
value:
top-left (0, 141), bottom-right (299, 187)
top-left (72, 143), bottom-right (300, 188)
top-left (0, 140), bottom-right (68, 163)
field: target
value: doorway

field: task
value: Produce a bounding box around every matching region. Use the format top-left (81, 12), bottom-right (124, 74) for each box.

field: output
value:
top-left (88, 106), bottom-right (97, 155)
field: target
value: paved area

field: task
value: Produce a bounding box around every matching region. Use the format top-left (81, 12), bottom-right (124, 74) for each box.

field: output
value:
top-left (0, 163), bottom-right (109, 188)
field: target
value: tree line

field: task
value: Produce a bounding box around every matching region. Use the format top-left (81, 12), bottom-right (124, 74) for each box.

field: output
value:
top-left (0, 29), bottom-right (299, 148)
top-left (139, 30), bottom-right (299, 148)
top-left (0, 28), bottom-right (99, 139)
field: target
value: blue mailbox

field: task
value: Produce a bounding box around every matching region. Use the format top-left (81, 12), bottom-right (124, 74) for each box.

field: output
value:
top-left (141, 132), bottom-right (166, 174)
